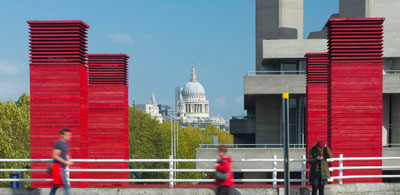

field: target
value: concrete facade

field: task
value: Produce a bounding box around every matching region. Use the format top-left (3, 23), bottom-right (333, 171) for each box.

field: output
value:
top-left (255, 96), bottom-right (281, 144)
top-left (232, 0), bottom-right (400, 148)
top-left (256, 0), bottom-right (303, 71)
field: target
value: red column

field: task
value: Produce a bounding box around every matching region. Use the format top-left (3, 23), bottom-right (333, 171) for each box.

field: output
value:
top-left (305, 53), bottom-right (329, 180)
top-left (326, 18), bottom-right (384, 183)
top-left (87, 54), bottom-right (130, 187)
top-left (28, 20), bottom-right (90, 188)
top-left (305, 53), bottom-right (329, 153)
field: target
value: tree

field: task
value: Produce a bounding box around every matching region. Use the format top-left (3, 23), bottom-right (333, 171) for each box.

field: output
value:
top-left (0, 93), bottom-right (31, 187)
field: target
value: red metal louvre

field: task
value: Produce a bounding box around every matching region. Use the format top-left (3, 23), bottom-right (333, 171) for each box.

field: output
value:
top-left (326, 18), bottom-right (384, 183)
top-left (28, 20), bottom-right (89, 188)
top-left (305, 53), bottom-right (329, 180)
top-left (305, 52), bottom-right (329, 152)
top-left (87, 54), bottom-right (130, 187)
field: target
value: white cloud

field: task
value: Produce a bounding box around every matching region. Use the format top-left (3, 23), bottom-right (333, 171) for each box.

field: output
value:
top-left (107, 32), bottom-right (135, 45)
top-left (215, 96), bottom-right (227, 108)
top-left (0, 59), bottom-right (23, 76)
top-left (234, 96), bottom-right (243, 104)
top-left (144, 34), bottom-right (153, 39)
top-left (0, 82), bottom-right (26, 101)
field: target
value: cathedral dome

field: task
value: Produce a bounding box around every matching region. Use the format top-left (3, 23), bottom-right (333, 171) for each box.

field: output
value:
top-left (181, 63), bottom-right (206, 100)
top-left (182, 81), bottom-right (205, 96)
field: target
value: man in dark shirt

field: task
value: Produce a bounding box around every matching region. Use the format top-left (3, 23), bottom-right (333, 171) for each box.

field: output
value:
top-left (50, 128), bottom-right (73, 195)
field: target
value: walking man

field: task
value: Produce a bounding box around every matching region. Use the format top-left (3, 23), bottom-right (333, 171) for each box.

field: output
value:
top-left (50, 128), bottom-right (73, 195)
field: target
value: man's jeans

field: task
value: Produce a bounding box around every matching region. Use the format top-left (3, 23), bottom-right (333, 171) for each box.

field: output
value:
top-left (49, 167), bottom-right (70, 195)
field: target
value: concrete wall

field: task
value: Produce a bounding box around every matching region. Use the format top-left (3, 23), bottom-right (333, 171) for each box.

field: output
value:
top-left (392, 94), bottom-right (400, 144)
top-left (244, 74), bottom-right (397, 95)
top-left (230, 119), bottom-right (255, 134)
top-left (383, 95), bottom-right (389, 146)
top-left (244, 75), bottom-right (306, 95)
top-left (279, 0), bottom-right (303, 40)
top-left (383, 75), bottom-right (400, 94)
top-left (255, 96), bottom-right (281, 144)
top-left (339, 0), bottom-right (368, 18)
top-left (256, 0), bottom-right (303, 71)
top-left (263, 39), bottom-right (327, 59)
top-left (371, 0), bottom-right (400, 58)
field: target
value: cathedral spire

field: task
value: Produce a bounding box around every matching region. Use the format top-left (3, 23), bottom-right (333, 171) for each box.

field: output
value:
top-left (150, 92), bottom-right (157, 105)
top-left (190, 62), bottom-right (197, 82)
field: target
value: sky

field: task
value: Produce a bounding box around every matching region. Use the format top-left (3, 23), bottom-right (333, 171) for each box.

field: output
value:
top-left (0, 0), bottom-right (339, 120)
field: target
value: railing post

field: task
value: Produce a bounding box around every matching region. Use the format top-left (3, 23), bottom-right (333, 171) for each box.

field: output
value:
top-left (169, 155), bottom-right (174, 188)
top-left (273, 155), bottom-right (277, 189)
top-left (301, 155), bottom-right (306, 188)
top-left (339, 154), bottom-right (343, 184)
top-left (66, 155), bottom-right (70, 186)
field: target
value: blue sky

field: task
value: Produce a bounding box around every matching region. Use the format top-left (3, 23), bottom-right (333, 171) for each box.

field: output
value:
top-left (0, 0), bottom-right (338, 119)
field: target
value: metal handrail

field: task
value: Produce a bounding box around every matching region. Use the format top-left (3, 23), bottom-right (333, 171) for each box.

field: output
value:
top-left (246, 71), bottom-right (306, 76)
top-left (383, 70), bottom-right (400, 75)
top-left (246, 70), bottom-right (400, 76)
top-left (1, 155), bottom-right (400, 188)
top-left (199, 144), bottom-right (306, 148)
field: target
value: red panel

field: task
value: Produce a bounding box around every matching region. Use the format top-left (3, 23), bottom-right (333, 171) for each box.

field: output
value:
top-left (28, 20), bottom-right (89, 188)
top-left (87, 54), bottom-right (130, 187)
top-left (305, 53), bottom-right (329, 180)
top-left (326, 18), bottom-right (384, 183)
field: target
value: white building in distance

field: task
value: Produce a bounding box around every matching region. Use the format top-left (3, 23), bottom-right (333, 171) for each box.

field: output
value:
top-left (175, 63), bottom-right (227, 130)
top-left (135, 92), bottom-right (163, 123)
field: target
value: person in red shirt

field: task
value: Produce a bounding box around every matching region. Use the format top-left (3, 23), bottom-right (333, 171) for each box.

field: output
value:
top-left (214, 145), bottom-right (233, 195)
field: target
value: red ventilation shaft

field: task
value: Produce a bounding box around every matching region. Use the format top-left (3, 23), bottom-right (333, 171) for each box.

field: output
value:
top-left (87, 54), bottom-right (130, 187)
top-left (28, 20), bottom-right (90, 188)
top-left (326, 18), bottom-right (384, 183)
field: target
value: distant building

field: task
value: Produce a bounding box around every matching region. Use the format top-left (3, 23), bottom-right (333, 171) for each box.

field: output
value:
top-left (175, 63), bottom-right (227, 130)
top-left (158, 104), bottom-right (171, 117)
top-left (135, 92), bottom-right (163, 123)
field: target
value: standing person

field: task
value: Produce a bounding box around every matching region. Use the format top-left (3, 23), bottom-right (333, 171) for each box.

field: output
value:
top-left (50, 128), bottom-right (73, 195)
top-left (307, 140), bottom-right (332, 195)
top-left (214, 145), bottom-right (233, 195)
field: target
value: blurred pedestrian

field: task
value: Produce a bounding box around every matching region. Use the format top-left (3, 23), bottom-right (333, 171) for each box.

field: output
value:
top-left (214, 145), bottom-right (233, 195)
top-left (49, 128), bottom-right (73, 195)
top-left (307, 140), bottom-right (332, 195)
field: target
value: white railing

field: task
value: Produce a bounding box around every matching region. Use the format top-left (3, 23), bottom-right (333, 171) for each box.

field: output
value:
top-left (246, 71), bottom-right (306, 76)
top-left (199, 144), bottom-right (306, 148)
top-left (1, 155), bottom-right (400, 188)
top-left (383, 70), bottom-right (400, 75)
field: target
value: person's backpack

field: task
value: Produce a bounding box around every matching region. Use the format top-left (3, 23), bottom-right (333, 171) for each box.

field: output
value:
top-left (215, 159), bottom-right (228, 182)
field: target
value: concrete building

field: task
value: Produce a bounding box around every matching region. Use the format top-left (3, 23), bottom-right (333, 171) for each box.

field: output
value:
top-left (230, 0), bottom-right (400, 147)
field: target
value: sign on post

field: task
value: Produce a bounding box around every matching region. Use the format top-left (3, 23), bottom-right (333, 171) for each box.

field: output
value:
top-left (282, 92), bottom-right (290, 195)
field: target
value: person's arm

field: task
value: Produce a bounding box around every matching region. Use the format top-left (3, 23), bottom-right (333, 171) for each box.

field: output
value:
top-left (324, 146), bottom-right (332, 159)
top-left (52, 149), bottom-right (69, 165)
top-left (307, 150), bottom-right (318, 165)
top-left (216, 160), bottom-right (229, 173)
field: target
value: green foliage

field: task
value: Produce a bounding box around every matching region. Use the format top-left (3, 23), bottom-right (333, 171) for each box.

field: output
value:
top-left (0, 93), bottom-right (31, 187)
top-left (128, 106), bottom-right (233, 183)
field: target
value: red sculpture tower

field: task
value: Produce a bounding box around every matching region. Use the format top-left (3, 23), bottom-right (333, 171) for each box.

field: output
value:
top-left (28, 20), bottom-right (90, 187)
top-left (326, 18), bottom-right (384, 183)
top-left (305, 53), bottom-right (329, 152)
top-left (87, 54), bottom-right (130, 187)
